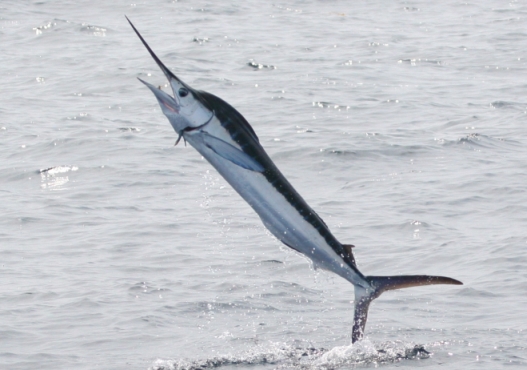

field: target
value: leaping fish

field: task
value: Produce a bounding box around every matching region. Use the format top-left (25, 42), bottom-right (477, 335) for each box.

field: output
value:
top-left (127, 17), bottom-right (462, 343)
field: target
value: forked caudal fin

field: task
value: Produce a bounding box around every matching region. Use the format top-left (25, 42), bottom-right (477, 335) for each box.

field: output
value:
top-left (352, 275), bottom-right (463, 343)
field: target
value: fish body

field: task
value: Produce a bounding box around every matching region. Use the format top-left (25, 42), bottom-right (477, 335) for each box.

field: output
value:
top-left (127, 17), bottom-right (462, 342)
top-left (185, 111), bottom-right (366, 287)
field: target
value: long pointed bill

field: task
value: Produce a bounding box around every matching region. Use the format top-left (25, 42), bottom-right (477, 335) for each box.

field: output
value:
top-left (126, 16), bottom-right (191, 95)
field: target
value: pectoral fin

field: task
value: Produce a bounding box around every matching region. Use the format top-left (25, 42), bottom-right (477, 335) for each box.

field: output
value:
top-left (202, 133), bottom-right (264, 172)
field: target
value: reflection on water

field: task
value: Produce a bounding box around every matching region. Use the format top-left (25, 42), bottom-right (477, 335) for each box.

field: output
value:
top-left (40, 166), bottom-right (78, 190)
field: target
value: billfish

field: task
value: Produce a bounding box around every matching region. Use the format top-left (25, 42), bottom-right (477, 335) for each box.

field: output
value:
top-left (127, 18), bottom-right (462, 343)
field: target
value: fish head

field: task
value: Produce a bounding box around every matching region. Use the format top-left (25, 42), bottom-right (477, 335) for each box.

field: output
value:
top-left (128, 17), bottom-right (213, 136)
top-left (138, 77), bottom-right (212, 135)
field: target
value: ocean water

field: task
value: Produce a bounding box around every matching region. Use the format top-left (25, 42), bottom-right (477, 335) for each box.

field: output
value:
top-left (1, 0), bottom-right (527, 369)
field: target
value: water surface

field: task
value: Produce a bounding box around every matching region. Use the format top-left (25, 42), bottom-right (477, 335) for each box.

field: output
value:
top-left (1, 1), bottom-right (527, 369)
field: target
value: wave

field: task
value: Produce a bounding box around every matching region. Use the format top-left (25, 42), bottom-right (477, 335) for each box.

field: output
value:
top-left (149, 340), bottom-right (431, 370)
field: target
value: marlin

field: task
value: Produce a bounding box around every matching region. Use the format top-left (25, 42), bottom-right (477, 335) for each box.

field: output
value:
top-left (127, 18), bottom-right (462, 343)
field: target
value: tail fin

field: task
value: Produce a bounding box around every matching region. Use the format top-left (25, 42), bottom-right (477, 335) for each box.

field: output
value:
top-left (351, 275), bottom-right (462, 343)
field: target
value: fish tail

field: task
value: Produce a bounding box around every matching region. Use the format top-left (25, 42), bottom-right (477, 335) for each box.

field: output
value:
top-left (352, 275), bottom-right (463, 343)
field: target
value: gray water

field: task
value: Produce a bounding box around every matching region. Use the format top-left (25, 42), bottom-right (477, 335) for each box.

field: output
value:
top-left (2, 1), bottom-right (527, 369)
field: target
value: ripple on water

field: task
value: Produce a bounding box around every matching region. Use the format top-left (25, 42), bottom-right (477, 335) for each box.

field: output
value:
top-left (39, 165), bottom-right (78, 190)
top-left (32, 18), bottom-right (108, 37)
top-left (149, 340), bottom-right (431, 370)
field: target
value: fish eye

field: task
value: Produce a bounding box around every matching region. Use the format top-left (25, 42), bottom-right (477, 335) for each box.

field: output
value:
top-left (178, 88), bottom-right (189, 98)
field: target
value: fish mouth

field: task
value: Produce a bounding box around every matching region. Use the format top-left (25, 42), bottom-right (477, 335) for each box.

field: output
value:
top-left (137, 77), bottom-right (181, 114)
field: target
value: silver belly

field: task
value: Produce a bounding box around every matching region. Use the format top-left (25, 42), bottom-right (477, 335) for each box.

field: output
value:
top-left (187, 134), bottom-right (366, 287)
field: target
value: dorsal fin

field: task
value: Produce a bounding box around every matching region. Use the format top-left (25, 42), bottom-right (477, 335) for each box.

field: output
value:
top-left (342, 243), bottom-right (356, 267)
